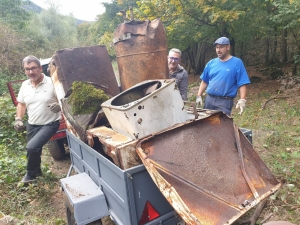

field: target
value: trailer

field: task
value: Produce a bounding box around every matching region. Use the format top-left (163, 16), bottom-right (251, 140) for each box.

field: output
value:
top-left (62, 125), bottom-right (257, 225)
top-left (60, 79), bottom-right (280, 225)
top-left (56, 18), bottom-right (280, 225)
top-left (62, 130), bottom-right (187, 225)
top-left (61, 111), bottom-right (280, 225)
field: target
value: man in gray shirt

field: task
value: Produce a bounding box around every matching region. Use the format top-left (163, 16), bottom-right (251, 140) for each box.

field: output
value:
top-left (168, 48), bottom-right (188, 100)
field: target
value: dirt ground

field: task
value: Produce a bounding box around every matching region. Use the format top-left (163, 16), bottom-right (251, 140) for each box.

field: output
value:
top-left (42, 65), bottom-right (295, 225)
top-left (42, 151), bottom-right (71, 221)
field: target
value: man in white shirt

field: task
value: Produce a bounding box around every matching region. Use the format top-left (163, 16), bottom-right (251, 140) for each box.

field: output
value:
top-left (14, 55), bottom-right (61, 184)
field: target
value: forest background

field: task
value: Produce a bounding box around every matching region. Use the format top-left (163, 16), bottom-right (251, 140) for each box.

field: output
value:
top-left (0, 0), bottom-right (300, 224)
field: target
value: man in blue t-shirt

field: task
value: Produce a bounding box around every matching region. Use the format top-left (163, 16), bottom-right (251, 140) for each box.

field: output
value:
top-left (196, 37), bottom-right (250, 116)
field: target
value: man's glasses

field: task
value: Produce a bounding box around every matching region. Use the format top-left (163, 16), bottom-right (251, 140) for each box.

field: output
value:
top-left (25, 67), bottom-right (39, 72)
top-left (168, 57), bottom-right (180, 62)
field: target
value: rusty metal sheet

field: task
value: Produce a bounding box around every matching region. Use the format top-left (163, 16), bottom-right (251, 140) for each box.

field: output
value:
top-left (114, 19), bottom-right (168, 91)
top-left (136, 112), bottom-right (281, 225)
top-left (52, 45), bottom-right (120, 97)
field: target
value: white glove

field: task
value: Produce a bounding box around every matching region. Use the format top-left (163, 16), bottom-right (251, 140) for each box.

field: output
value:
top-left (196, 96), bottom-right (203, 107)
top-left (48, 102), bottom-right (61, 113)
top-left (14, 118), bottom-right (25, 132)
top-left (236, 99), bottom-right (247, 115)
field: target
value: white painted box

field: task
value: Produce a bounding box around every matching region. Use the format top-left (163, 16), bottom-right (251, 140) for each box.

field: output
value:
top-left (101, 79), bottom-right (189, 139)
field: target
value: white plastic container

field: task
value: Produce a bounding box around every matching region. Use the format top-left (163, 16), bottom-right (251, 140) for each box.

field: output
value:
top-left (101, 79), bottom-right (189, 139)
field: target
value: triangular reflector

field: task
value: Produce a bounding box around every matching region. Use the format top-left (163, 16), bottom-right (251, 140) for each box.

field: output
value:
top-left (138, 201), bottom-right (160, 225)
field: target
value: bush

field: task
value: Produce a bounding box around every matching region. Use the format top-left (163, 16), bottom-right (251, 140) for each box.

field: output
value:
top-left (0, 95), bottom-right (27, 184)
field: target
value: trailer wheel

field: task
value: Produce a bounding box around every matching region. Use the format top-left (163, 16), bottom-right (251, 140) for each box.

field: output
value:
top-left (88, 220), bottom-right (103, 225)
top-left (46, 138), bottom-right (67, 160)
top-left (65, 200), bottom-right (103, 225)
top-left (65, 200), bottom-right (76, 225)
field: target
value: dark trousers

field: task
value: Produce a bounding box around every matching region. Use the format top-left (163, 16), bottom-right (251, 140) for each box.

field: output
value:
top-left (204, 95), bottom-right (234, 116)
top-left (26, 120), bottom-right (59, 177)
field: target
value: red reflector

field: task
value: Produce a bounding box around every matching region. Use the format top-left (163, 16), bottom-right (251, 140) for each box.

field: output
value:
top-left (138, 201), bottom-right (160, 225)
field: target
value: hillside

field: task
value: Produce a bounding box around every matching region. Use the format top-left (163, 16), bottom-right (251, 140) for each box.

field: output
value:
top-left (22, 0), bottom-right (86, 25)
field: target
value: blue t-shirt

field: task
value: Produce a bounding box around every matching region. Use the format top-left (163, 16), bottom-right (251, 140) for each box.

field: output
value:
top-left (200, 56), bottom-right (250, 97)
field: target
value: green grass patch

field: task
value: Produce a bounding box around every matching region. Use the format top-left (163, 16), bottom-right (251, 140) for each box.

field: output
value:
top-left (233, 92), bottom-right (300, 223)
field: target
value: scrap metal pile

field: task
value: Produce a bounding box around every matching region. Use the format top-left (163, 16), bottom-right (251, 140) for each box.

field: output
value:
top-left (49, 18), bottom-right (281, 225)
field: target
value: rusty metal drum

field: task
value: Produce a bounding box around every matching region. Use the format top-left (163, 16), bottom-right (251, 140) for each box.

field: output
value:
top-left (113, 19), bottom-right (168, 91)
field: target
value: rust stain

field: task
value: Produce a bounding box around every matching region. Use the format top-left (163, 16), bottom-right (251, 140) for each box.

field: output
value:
top-left (206, 114), bottom-right (221, 124)
top-left (117, 141), bottom-right (141, 170)
top-left (252, 177), bottom-right (267, 189)
top-left (86, 132), bottom-right (94, 147)
top-left (88, 126), bottom-right (131, 143)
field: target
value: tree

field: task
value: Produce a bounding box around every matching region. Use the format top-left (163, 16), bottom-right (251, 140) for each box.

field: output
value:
top-left (134, 0), bottom-right (297, 74)
top-left (25, 2), bottom-right (78, 57)
top-left (0, 0), bottom-right (31, 29)
top-left (77, 22), bottom-right (95, 46)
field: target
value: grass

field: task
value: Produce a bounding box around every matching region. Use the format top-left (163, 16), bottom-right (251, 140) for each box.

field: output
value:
top-left (232, 87), bottom-right (300, 223)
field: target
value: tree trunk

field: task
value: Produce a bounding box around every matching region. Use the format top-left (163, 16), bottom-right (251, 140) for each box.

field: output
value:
top-left (280, 28), bottom-right (288, 63)
top-left (181, 42), bottom-right (209, 75)
top-left (230, 37), bottom-right (235, 56)
top-left (264, 38), bottom-right (270, 65)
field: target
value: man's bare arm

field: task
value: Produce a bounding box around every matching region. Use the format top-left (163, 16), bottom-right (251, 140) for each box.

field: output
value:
top-left (197, 80), bottom-right (208, 96)
top-left (239, 85), bottom-right (247, 99)
top-left (16, 102), bottom-right (26, 120)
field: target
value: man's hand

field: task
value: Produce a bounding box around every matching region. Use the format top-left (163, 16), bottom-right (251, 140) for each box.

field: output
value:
top-left (48, 102), bottom-right (61, 113)
top-left (196, 96), bottom-right (203, 107)
top-left (14, 118), bottom-right (25, 132)
top-left (236, 99), bottom-right (247, 115)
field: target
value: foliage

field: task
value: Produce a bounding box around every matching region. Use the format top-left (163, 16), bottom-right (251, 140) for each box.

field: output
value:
top-left (68, 81), bottom-right (110, 115)
top-left (0, 22), bottom-right (28, 75)
top-left (0, 94), bottom-right (66, 224)
top-left (77, 22), bottom-right (96, 46)
top-left (0, 1), bottom-right (79, 75)
top-left (0, 0), bottom-right (31, 29)
top-left (134, 0), bottom-right (247, 49)
top-left (26, 2), bottom-right (78, 54)
top-left (270, 0), bottom-right (300, 30)
top-left (0, 71), bottom-right (25, 96)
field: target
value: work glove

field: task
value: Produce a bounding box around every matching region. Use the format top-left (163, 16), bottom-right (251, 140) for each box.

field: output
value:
top-left (14, 118), bottom-right (25, 132)
top-left (48, 102), bottom-right (61, 113)
top-left (196, 96), bottom-right (203, 107)
top-left (236, 99), bottom-right (247, 115)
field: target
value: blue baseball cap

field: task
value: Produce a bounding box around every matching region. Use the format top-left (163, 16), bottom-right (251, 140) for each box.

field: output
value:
top-left (214, 37), bottom-right (230, 46)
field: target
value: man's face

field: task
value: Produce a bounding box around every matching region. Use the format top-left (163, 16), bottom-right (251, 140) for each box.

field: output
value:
top-left (24, 62), bottom-right (43, 83)
top-left (215, 44), bottom-right (230, 60)
top-left (168, 51), bottom-right (181, 71)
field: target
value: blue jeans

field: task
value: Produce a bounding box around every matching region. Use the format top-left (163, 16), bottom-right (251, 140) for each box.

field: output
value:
top-left (26, 120), bottom-right (59, 177)
top-left (204, 95), bottom-right (234, 116)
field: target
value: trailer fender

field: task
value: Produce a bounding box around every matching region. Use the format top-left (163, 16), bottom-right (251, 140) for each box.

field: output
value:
top-left (61, 172), bottom-right (109, 225)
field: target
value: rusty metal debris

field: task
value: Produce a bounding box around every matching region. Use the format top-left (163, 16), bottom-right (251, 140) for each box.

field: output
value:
top-left (114, 19), bottom-right (168, 91)
top-left (49, 45), bottom-right (120, 141)
top-left (136, 112), bottom-right (281, 225)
